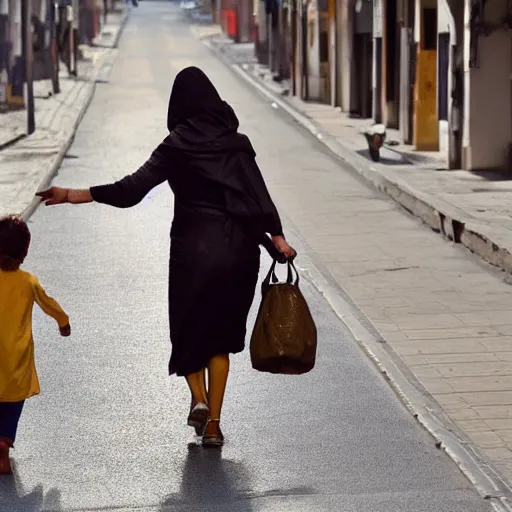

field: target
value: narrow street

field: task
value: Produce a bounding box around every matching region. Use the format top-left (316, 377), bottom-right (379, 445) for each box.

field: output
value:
top-left (0, 2), bottom-right (496, 511)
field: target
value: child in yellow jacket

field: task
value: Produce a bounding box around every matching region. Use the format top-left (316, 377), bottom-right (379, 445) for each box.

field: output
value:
top-left (0, 216), bottom-right (70, 474)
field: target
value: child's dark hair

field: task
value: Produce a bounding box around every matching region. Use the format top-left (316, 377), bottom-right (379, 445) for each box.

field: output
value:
top-left (0, 216), bottom-right (31, 271)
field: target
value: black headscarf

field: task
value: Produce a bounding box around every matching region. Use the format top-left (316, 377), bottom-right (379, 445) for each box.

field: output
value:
top-left (165, 66), bottom-right (242, 149)
top-left (155, 67), bottom-right (284, 255)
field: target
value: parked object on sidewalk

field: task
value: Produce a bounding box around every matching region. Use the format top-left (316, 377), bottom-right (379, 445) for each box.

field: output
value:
top-left (56, 0), bottom-right (77, 76)
top-left (251, 258), bottom-right (317, 375)
top-left (363, 124), bottom-right (386, 162)
top-left (180, 1), bottom-right (197, 10)
top-left (0, 216), bottom-right (71, 474)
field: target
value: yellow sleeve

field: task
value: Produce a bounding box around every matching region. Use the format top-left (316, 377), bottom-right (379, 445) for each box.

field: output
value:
top-left (33, 277), bottom-right (69, 328)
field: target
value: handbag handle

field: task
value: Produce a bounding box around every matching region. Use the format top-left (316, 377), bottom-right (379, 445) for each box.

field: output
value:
top-left (262, 256), bottom-right (299, 296)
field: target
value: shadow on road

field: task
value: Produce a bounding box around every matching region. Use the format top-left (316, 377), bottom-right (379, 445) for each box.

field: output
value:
top-left (160, 444), bottom-right (253, 512)
top-left (0, 467), bottom-right (62, 512)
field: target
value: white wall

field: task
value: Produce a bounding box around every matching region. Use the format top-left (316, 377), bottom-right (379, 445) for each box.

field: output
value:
top-left (437, 0), bottom-right (453, 34)
top-left (10, 0), bottom-right (22, 58)
top-left (438, 0), bottom-right (455, 156)
top-left (463, 0), bottom-right (512, 170)
top-left (307, 0), bottom-right (321, 100)
top-left (371, 0), bottom-right (382, 121)
top-left (465, 33), bottom-right (512, 170)
top-left (338, 0), bottom-right (352, 111)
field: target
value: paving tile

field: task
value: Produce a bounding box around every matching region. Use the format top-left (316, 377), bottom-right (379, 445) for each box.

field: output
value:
top-left (454, 313), bottom-right (505, 327)
top-left (371, 321), bottom-right (401, 332)
top-left (491, 461), bottom-right (512, 482)
top-left (480, 338), bottom-right (512, 352)
top-left (486, 419), bottom-right (512, 430)
top-left (415, 377), bottom-right (455, 394)
top-left (460, 392), bottom-right (512, 406)
top-left (392, 340), bottom-right (489, 355)
top-left (444, 406), bottom-right (481, 420)
top-left (499, 325), bottom-right (512, 336)
top-left (496, 430), bottom-right (512, 445)
top-left (454, 419), bottom-right (491, 433)
top-left (482, 447), bottom-right (512, 462)
top-left (433, 362), bottom-right (512, 378)
top-left (465, 430), bottom-right (505, 448)
top-left (432, 393), bottom-right (468, 406)
top-left (474, 406), bottom-right (512, 419)
top-left (409, 365), bottom-right (442, 379)
top-left (402, 327), bottom-right (501, 340)
top-left (401, 355), bottom-right (428, 366)
top-left (424, 353), bottom-right (499, 364)
top-left (448, 376), bottom-right (512, 393)
top-left (384, 313), bottom-right (465, 330)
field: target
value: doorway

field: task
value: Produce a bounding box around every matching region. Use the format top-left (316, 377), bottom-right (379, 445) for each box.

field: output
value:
top-left (413, 1), bottom-right (439, 151)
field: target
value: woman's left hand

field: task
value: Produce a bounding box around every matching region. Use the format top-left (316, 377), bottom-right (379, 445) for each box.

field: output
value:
top-left (272, 235), bottom-right (296, 259)
top-left (37, 187), bottom-right (93, 205)
top-left (37, 187), bottom-right (69, 205)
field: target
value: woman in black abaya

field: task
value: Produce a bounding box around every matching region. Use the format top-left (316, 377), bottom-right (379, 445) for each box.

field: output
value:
top-left (37, 67), bottom-right (295, 446)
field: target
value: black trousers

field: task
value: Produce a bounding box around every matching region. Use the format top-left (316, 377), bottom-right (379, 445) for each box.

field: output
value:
top-left (0, 401), bottom-right (25, 442)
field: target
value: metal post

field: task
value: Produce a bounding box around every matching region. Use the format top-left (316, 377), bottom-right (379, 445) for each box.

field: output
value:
top-left (0, 0), bottom-right (8, 111)
top-left (72, 0), bottom-right (78, 76)
top-left (50, 0), bottom-right (60, 93)
top-left (66, 3), bottom-right (75, 76)
top-left (21, 0), bottom-right (35, 134)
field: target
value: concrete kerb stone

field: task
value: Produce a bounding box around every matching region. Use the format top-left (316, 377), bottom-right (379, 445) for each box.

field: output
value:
top-left (22, 8), bottom-right (129, 222)
top-left (203, 37), bottom-right (512, 277)
top-left (0, 132), bottom-right (26, 151)
top-left (113, 7), bottom-right (130, 49)
top-left (493, 498), bottom-right (512, 512)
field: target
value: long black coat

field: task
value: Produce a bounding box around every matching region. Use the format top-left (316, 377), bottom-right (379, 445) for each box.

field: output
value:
top-left (90, 132), bottom-right (283, 376)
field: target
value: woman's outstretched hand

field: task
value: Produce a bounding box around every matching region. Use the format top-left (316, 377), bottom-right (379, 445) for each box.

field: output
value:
top-left (37, 187), bottom-right (93, 205)
top-left (37, 187), bottom-right (69, 205)
top-left (272, 235), bottom-right (296, 259)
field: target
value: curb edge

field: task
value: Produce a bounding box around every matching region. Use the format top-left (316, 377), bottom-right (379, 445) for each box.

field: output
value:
top-left (113, 6), bottom-right (130, 49)
top-left (0, 132), bottom-right (27, 152)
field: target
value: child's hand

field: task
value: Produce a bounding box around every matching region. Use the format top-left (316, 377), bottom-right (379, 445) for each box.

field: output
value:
top-left (60, 324), bottom-right (71, 337)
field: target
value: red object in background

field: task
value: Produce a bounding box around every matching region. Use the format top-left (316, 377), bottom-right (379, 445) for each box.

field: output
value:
top-left (221, 9), bottom-right (237, 39)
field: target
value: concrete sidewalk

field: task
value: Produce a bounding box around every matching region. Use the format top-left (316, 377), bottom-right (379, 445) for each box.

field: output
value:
top-left (0, 9), bottom-right (127, 219)
top-left (204, 32), bottom-right (512, 279)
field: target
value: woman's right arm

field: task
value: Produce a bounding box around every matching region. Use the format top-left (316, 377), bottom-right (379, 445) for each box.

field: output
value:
top-left (37, 188), bottom-right (93, 205)
top-left (37, 146), bottom-right (170, 208)
top-left (230, 153), bottom-right (295, 259)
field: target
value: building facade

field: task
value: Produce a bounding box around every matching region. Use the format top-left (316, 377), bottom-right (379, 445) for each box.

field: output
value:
top-left (240, 0), bottom-right (512, 172)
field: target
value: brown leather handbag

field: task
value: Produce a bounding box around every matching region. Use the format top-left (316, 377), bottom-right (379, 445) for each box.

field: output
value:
top-left (250, 258), bottom-right (317, 374)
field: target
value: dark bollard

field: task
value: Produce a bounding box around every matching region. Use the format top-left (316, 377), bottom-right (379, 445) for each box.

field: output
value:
top-left (21, 0), bottom-right (35, 134)
top-left (364, 124), bottom-right (386, 163)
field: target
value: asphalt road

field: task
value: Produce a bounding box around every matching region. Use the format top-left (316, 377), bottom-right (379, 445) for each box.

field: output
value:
top-left (0, 2), bottom-right (494, 511)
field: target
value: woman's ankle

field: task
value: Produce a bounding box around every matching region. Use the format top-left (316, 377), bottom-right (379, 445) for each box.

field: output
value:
top-left (205, 419), bottom-right (221, 431)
